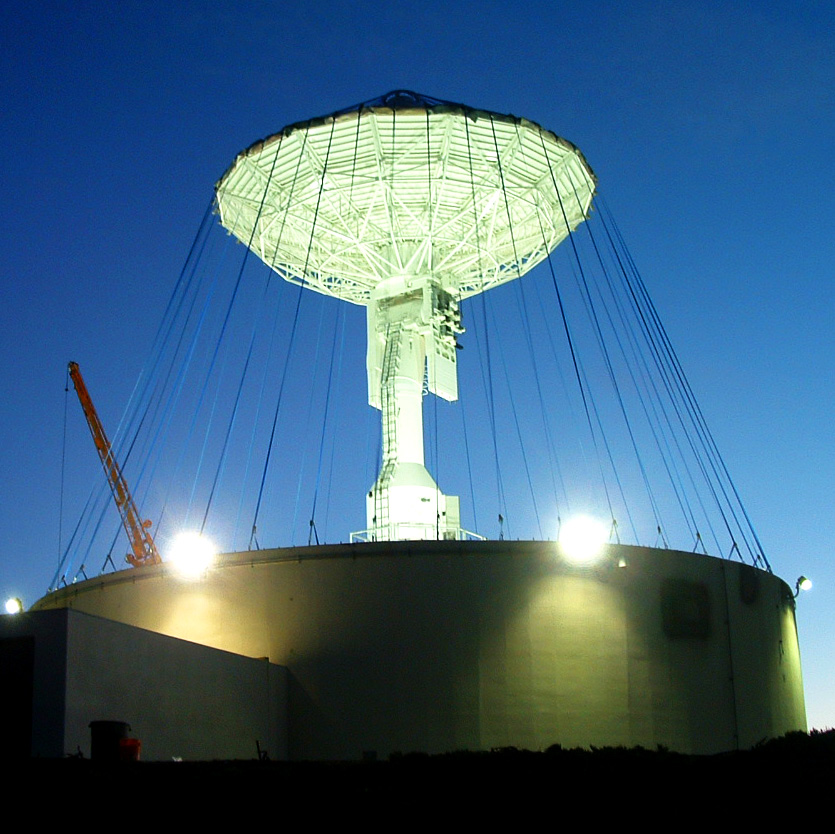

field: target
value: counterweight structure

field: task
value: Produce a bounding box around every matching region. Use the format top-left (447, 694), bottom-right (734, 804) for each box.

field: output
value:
top-left (215, 91), bottom-right (596, 541)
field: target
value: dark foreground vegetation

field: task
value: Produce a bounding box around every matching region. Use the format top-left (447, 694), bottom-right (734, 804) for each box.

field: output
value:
top-left (12, 731), bottom-right (834, 817)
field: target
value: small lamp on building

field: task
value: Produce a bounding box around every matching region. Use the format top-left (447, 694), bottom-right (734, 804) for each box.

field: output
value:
top-left (794, 576), bottom-right (812, 597)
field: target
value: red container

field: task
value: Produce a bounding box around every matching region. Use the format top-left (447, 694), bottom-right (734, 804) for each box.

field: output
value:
top-left (119, 737), bottom-right (141, 761)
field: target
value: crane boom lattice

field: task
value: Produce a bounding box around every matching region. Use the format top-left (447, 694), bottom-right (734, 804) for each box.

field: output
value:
top-left (68, 362), bottom-right (161, 568)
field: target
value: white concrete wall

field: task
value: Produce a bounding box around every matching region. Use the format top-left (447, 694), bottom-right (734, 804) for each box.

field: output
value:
top-left (1, 609), bottom-right (287, 760)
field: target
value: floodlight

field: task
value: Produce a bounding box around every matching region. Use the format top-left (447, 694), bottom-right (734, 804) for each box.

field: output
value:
top-left (4, 597), bottom-right (23, 615)
top-left (795, 576), bottom-right (812, 596)
top-left (558, 516), bottom-right (609, 564)
top-left (169, 532), bottom-right (216, 579)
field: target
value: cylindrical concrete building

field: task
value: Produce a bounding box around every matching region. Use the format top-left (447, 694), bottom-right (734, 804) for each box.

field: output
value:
top-left (34, 540), bottom-right (806, 758)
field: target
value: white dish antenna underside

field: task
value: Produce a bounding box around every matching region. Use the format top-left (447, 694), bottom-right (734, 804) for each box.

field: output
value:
top-left (216, 92), bottom-right (595, 306)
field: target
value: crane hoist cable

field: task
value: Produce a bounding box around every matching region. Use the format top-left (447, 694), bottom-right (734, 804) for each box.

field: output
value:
top-left (68, 361), bottom-right (162, 568)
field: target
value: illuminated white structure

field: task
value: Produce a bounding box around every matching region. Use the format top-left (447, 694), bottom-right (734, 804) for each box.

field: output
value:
top-left (215, 91), bottom-right (595, 541)
top-left (30, 93), bottom-right (807, 761)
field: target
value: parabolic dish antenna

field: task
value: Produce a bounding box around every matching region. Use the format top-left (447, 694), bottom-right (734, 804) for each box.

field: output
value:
top-left (215, 90), bottom-right (596, 542)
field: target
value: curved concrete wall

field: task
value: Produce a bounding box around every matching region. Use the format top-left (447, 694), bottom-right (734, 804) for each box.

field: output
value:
top-left (34, 541), bottom-right (806, 758)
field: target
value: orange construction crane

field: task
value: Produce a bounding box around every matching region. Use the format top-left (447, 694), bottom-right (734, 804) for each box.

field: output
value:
top-left (68, 361), bottom-right (162, 568)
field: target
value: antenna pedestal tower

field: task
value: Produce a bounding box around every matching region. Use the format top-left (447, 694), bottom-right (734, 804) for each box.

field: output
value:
top-left (360, 275), bottom-right (465, 542)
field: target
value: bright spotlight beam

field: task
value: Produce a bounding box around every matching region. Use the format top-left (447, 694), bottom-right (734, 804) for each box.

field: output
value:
top-left (4, 597), bottom-right (23, 615)
top-left (559, 516), bottom-right (609, 565)
top-left (169, 532), bottom-right (216, 579)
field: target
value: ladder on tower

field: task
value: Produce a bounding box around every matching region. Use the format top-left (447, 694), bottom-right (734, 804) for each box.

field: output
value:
top-left (374, 322), bottom-right (402, 539)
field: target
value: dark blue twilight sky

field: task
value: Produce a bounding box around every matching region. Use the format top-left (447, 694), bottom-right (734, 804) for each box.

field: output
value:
top-left (1, 1), bottom-right (833, 728)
